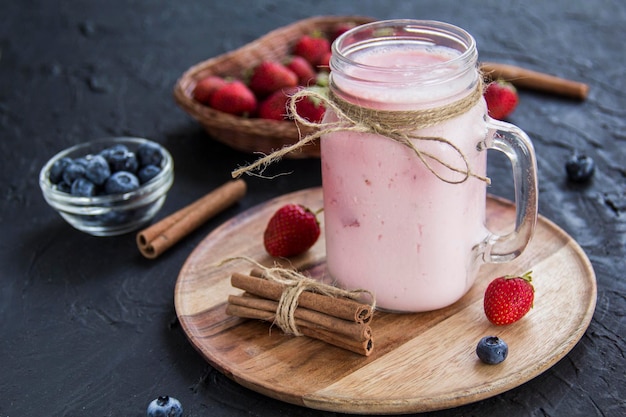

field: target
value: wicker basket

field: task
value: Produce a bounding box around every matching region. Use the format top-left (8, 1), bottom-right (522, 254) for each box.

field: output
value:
top-left (173, 15), bottom-right (374, 159)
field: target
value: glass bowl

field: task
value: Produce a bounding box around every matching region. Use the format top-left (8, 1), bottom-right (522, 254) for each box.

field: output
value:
top-left (39, 137), bottom-right (174, 236)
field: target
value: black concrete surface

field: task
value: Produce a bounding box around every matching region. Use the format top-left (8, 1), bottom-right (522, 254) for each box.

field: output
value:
top-left (1, 1), bottom-right (624, 416)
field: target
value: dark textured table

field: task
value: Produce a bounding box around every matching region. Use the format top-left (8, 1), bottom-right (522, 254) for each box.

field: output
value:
top-left (2, 1), bottom-right (624, 416)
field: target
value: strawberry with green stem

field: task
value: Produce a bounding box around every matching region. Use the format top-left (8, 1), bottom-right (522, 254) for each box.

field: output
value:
top-left (483, 271), bottom-right (534, 325)
top-left (293, 32), bottom-right (331, 67)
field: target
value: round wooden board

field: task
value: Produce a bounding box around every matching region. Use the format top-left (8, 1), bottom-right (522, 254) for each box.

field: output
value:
top-left (175, 187), bottom-right (596, 414)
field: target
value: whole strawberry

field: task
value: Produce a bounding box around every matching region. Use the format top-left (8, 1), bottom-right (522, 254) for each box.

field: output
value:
top-left (263, 204), bottom-right (321, 257)
top-left (293, 33), bottom-right (331, 67)
top-left (258, 88), bottom-right (294, 121)
top-left (284, 55), bottom-right (317, 86)
top-left (210, 80), bottom-right (257, 116)
top-left (248, 61), bottom-right (298, 97)
top-left (193, 75), bottom-right (227, 105)
top-left (484, 271), bottom-right (534, 325)
top-left (292, 86), bottom-right (326, 122)
top-left (484, 79), bottom-right (519, 120)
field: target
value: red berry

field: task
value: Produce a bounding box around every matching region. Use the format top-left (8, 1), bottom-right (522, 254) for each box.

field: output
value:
top-left (258, 88), bottom-right (295, 121)
top-left (484, 79), bottom-right (519, 120)
top-left (263, 204), bottom-right (321, 258)
top-left (317, 51), bottom-right (332, 71)
top-left (248, 61), bottom-right (298, 97)
top-left (292, 86), bottom-right (326, 123)
top-left (209, 80), bottom-right (257, 116)
top-left (483, 271), bottom-right (535, 325)
top-left (330, 23), bottom-right (356, 42)
top-left (293, 34), bottom-right (331, 67)
top-left (284, 55), bottom-right (317, 86)
top-left (193, 75), bottom-right (227, 105)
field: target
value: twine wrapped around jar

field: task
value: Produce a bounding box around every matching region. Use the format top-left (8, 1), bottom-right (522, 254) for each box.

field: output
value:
top-left (232, 79), bottom-right (490, 185)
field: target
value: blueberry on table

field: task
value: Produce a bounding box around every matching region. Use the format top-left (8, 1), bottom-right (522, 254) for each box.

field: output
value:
top-left (104, 171), bottom-right (140, 194)
top-left (476, 336), bottom-right (508, 364)
top-left (137, 142), bottom-right (164, 167)
top-left (85, 154), bottom-right (111, 185)
top-left (138, 164), bottom-right (161, 184)
top-left (146, 395), bottom-right (183, 417)
top-left (565, 153), bottom-right (595, 183)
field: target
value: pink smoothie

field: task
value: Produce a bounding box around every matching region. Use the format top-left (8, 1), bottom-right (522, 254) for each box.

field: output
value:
top-left (321, 43), bottom-right (489, 312)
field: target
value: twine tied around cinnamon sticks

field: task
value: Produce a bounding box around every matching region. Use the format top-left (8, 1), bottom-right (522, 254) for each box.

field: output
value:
top-left (223, 257), bottom-right (376, 355)
top-left (261, 262), bottom-right (374, 336)
top-left (232, 79), bottom-right (490, 185)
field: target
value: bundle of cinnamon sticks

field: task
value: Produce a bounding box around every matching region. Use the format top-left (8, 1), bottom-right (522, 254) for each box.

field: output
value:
top-left (226, 270), bottom-right (375, 356)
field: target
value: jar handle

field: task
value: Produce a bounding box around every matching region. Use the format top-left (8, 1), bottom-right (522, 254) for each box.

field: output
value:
top-left (481, 118), bottom-right (538, 263)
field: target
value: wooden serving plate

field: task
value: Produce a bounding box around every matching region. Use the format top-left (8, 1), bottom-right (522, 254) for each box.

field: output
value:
top-left (175, 187), bottom-right (596, 414)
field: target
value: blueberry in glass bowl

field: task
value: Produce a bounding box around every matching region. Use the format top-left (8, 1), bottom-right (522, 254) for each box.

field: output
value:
top-left (39, 137), bottom-right (174, 236)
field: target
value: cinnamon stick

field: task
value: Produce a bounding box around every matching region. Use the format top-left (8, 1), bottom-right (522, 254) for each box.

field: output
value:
top-left (225, 303), bottom-right (373, 356)
top-left (302, 326), bottom-right (374, 357)
top-left (480, 62), bottom-right (589, 100)
top-left (228, 293), bottom-right (372, 341)
top-left (137, 179), bottom-right (246, 259)
top-left (232, 272), bottom-right (373, 324)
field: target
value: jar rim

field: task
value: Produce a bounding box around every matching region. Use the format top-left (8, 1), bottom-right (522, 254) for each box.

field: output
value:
top-left (331, 19), bottom-right (477, 81)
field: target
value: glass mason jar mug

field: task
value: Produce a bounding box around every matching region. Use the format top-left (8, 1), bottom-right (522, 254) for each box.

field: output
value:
top-left (320, 20), bottom-right (538, 312)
